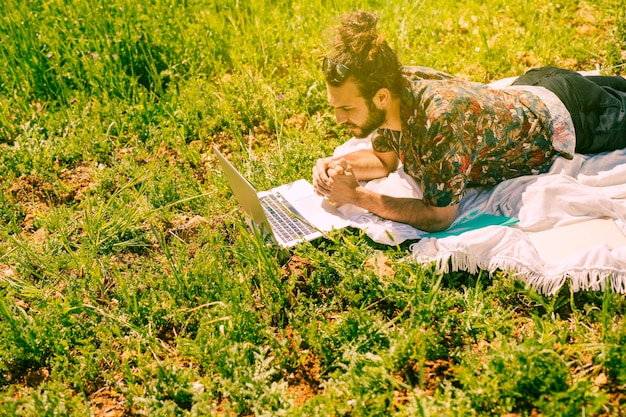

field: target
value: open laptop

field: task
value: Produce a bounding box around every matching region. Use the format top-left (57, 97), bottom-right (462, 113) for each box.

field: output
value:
top-left (214, 146), bottom-right (351, 248)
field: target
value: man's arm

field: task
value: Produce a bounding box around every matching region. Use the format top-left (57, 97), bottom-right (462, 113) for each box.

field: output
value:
top-left (334, 149), bottom-right (399, 181)
top-left (348, 186), bottom-right (458, 232)
top-left (313, 149), bottom-right (398, 195)
top-left (323, 162), bottom-right (457, 232)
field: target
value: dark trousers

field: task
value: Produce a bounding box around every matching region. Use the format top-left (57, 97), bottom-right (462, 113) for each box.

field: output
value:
top-left (512, 66), bottom-right (626, 154)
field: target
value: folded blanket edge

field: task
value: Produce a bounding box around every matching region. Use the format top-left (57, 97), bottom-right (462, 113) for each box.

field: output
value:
top-left (411, 249), bottom-right (626, 295)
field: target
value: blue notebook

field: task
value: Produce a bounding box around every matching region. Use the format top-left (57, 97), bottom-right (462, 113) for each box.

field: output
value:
top-left (423, 214), bottom-right (520, 239)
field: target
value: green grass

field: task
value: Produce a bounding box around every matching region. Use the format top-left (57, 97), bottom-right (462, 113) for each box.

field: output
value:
top-left (1, 0), bottom-right (625, 415)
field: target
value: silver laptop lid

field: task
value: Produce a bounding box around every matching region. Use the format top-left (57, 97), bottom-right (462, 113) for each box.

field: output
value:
top-left (214, 147), bottom-right (272, 234)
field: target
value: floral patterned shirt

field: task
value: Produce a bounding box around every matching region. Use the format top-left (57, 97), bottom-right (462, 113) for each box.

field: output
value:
top-left (372, 66), bottom-right (570, 207)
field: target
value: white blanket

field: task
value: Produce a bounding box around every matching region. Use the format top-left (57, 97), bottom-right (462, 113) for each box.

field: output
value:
top-left (332, 139), bottom-right (626, 295)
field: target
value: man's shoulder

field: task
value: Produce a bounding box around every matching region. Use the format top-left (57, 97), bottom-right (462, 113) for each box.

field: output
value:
top-left (402, 67), bottom-right (485, 97)
top-left (402, 66), bottom-right (456, 81)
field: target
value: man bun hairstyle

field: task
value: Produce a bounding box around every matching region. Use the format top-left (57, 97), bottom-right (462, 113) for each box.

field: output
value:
top-left (327, 11), bottom-right (404, 100)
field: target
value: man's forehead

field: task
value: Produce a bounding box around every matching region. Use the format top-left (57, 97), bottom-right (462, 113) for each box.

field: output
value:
top-left (326, 78), bottom-right (364, 107)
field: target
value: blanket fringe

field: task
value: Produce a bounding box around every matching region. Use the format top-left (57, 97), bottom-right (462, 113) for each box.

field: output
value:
top-left (412, 250), bottom-right (626, 295)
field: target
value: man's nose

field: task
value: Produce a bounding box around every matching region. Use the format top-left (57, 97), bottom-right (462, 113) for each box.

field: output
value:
top-left (334, 109), bottom-right (348, 125)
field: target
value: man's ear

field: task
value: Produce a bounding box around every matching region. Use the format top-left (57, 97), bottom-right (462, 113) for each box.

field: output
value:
top-left (373, 88), bottom-right (391, 108)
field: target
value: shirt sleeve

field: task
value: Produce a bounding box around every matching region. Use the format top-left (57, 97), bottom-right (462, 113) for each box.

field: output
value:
top-left (371, 129), bottom-right (396, 153)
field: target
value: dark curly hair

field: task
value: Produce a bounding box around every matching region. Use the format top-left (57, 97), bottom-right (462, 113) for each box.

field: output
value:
top-left (324, 11), bottom-right (404, 100)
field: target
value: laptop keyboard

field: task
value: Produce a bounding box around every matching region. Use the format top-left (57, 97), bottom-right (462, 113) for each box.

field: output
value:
top-left (260, 192), bottom-right (318, 243)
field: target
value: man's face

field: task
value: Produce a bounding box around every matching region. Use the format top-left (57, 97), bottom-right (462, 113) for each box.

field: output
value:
top-left (327, 78), bottom-right (386, 138)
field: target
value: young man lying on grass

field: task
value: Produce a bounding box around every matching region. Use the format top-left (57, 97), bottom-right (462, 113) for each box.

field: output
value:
top-left (312, 11), bottom-right (626, 233)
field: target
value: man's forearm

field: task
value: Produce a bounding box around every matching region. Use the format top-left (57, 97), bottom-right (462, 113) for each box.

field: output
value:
top-left (352, 186), bottom-right (458, 232)
top-left (320, 161), bottom-right (457, 232)
top-left (333, 149), bottom-right (398, 181)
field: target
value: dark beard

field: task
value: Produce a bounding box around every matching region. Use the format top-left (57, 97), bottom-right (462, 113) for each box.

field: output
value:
top-left (352, 100), bottom-right (386, 138)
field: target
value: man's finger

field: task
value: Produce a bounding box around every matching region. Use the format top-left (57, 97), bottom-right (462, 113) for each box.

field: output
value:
top-left (328, 165), bottom-right (345, 176)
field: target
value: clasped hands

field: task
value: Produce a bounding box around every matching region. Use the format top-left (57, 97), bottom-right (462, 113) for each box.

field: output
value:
top-left (312, 157), bottom-right (360, 207)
